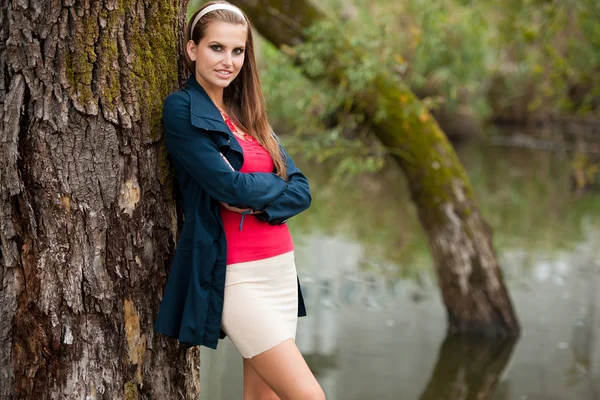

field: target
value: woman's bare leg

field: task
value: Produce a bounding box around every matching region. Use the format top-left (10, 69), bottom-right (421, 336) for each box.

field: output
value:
top-left (242, 358), bottom-right (281, 400)
top-left (247, 338), bottom-right (325, 400)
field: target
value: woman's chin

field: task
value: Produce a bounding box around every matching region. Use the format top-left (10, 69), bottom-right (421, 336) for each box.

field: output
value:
top-left (211, 78), bottom-right (233, 88)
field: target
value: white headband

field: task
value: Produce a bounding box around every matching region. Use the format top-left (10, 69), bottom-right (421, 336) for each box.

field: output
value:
top-left (190, 4), bottom-right (246, 34)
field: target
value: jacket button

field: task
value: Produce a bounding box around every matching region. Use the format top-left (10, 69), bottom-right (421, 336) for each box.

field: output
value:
top-left (227, 138), bottom-right (231, 144)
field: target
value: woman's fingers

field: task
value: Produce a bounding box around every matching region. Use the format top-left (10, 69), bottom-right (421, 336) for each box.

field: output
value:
top-left (220, 153), bottom-right (234, 170)
top-left (220, 201), bottom-right (251, 213)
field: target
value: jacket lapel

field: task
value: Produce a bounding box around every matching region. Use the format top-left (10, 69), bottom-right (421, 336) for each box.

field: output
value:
top-left (185, 75), bottom-right (244, 158)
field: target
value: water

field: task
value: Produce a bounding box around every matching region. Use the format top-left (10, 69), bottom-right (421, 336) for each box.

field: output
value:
top-left (199, 138), bottom-right (600, 399)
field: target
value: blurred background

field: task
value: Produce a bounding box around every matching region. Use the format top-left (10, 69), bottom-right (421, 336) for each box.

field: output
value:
top-left (189, 0), bottom-right (600, 398)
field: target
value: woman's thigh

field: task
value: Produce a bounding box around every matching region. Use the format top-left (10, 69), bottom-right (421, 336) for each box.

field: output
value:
top-left (246, 339), bottom-right (325, 400)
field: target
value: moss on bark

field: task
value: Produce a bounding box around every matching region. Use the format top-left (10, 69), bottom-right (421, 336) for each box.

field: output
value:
top-left (128, 1), bottom-right (180, 141)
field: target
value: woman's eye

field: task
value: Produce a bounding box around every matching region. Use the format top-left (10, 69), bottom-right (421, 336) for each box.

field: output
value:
top-left (234, 48), bottom-right (244, 55)
top-left (211, 45), bottom-right (222, 51)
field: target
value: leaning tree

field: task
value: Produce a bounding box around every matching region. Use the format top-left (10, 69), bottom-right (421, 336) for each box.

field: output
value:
top-left (1, 0), bottom-right (200, 398)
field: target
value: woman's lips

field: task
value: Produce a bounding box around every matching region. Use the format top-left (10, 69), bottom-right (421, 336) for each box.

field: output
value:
top-left (216, 70), bottom-right (233, 78)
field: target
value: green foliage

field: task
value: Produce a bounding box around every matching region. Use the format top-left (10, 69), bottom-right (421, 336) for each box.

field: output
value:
top-left (279, 0), bottom-right (495, 118)
top-left (491, 0), bottom-right (600, 116)
top-left (259, 38), bottom-right (389, 180)
top-left (258, 0), bottom-right (598, 136)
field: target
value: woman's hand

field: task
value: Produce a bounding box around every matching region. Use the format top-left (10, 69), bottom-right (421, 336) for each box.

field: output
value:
top-left (220, 202), bottom-right (263, 214)
top-left (220, 202), bottom-right (250, 213)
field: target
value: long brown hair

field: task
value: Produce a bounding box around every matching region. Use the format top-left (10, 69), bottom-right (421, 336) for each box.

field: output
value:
top-left (184, 1), bottom-right (287, 179)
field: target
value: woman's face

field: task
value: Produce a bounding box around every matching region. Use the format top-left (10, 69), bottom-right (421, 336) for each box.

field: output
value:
top-left (187, 21), bottom-right (248, 94)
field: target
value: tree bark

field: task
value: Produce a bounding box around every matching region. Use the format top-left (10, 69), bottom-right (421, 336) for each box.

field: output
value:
top-left (232, 0), bottom-right (520, 337)
top-left (1, 0), bottom-right (199, 398)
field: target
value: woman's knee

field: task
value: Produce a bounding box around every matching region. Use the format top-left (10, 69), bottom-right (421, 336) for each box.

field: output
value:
top-left (245, 391), bottom-right (280, 400)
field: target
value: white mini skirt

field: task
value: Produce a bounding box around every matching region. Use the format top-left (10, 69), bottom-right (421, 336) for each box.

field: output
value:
top-left (220, 251), bottom-right (298, 359)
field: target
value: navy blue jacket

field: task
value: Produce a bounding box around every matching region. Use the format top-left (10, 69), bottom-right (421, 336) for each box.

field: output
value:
top-left (154, 74), bottom-right (310, 348)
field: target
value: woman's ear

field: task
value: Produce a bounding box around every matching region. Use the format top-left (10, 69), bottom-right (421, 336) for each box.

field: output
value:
top-left (186, 40), bottom-right (197, 62)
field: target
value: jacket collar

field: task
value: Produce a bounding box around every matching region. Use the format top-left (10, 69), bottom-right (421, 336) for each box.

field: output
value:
top-left (185, 74), bottom-right (233, 136)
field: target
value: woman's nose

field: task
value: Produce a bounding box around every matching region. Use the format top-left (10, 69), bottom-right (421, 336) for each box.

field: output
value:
top-left (221, 53), bottom-right (232, 67)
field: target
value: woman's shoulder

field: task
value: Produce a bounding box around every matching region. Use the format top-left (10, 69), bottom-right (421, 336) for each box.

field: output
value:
top-left (161, 90), bottom-right (220, 136)
top-left (161, 90), bottom-right (194, 133)
top-left (163, 89), bottom-right (217, 120)
top-left (163, 90), bottom-right (189, 112)
top-left (162, 90), bottom-right (197, 125)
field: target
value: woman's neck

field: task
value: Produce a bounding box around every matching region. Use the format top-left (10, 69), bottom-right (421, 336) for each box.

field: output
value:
top-left (207, 90), bottom-right (225, 111)
top-left (195, 73), bottom-right (225, 110)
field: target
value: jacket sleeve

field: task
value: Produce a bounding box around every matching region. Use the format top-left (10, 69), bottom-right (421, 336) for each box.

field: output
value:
top-left (254, 145), bottom-right (312, 225)
top-left (163, 93), bottom-right (287, 210)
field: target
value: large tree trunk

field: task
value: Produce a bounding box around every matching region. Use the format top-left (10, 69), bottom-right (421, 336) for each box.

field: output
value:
top-left (232, 0), bottom-right (520, 337)
top-left (0, 0), bottom-right (200, 398)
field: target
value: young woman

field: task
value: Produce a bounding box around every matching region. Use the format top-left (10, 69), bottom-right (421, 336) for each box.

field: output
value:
top-left (154, 2), bottom-right (325, 399)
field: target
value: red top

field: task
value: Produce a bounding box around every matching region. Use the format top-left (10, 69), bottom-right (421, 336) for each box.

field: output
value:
top-left (217, 110), bottom-right (293, 265)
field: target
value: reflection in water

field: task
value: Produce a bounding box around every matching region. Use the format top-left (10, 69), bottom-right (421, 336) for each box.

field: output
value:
top-left (199, 139), bottom-right (600, 400)
top-left (418, 336), bottom-right (517, 400)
